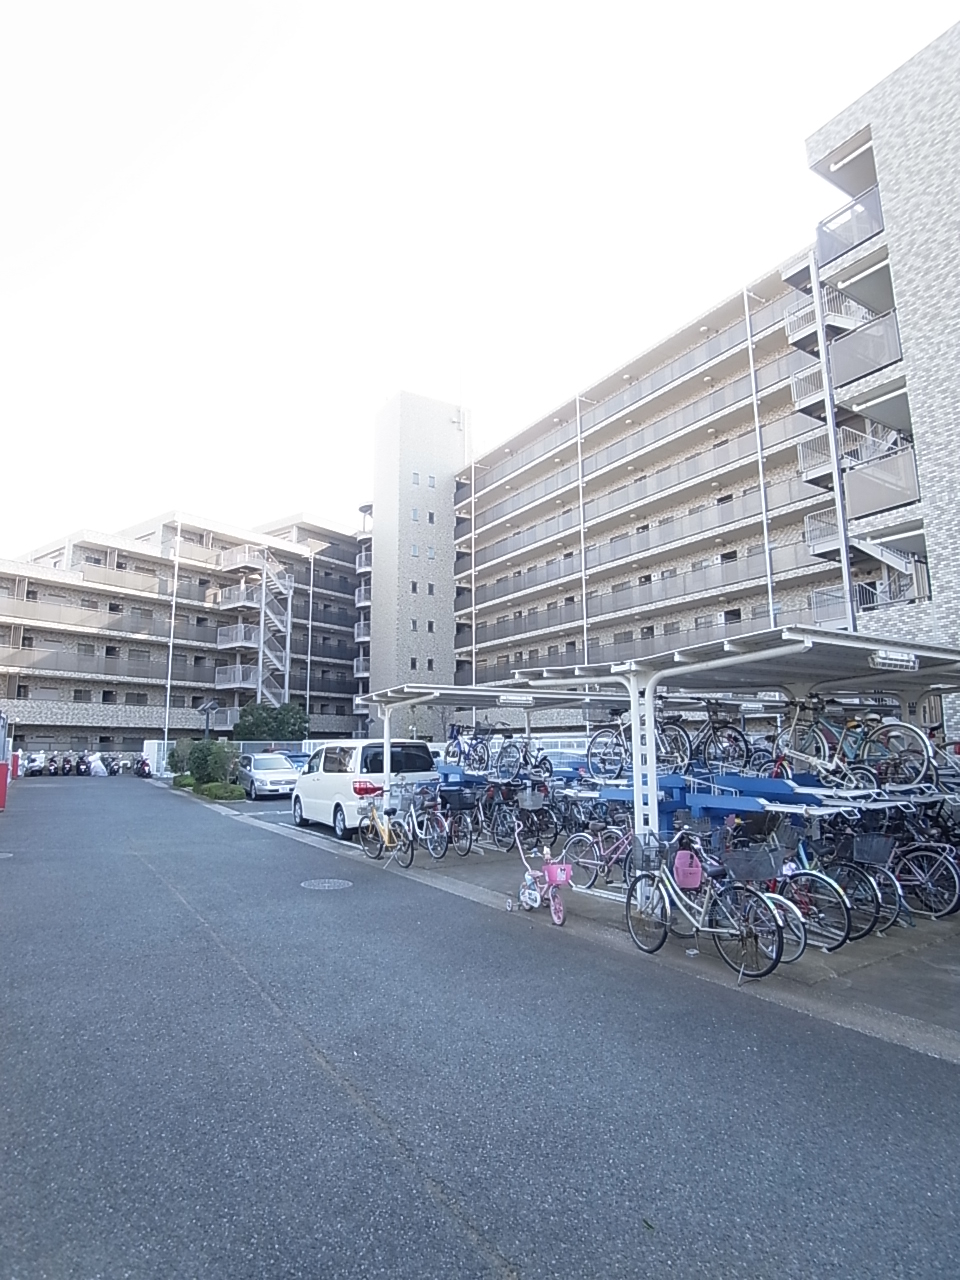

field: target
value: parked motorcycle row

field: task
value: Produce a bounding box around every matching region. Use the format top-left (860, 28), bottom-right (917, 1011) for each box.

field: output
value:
top-left (23, 752), bottom-right (131, 778)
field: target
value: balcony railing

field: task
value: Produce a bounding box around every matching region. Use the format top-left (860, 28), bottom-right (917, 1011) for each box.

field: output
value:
top-left (0, 647), bottom-right (216, 684)
top-left (218, 584), bottom-right (263, 610)
top-left (355, 550), bottom-right (372, 573)
top-left (0, 595), bottom-right (218, 646)
top-left (475, 553), bottom-right (581, 607)
top-left (829, 311), bottom-right (901, 388)
top-left (354, 620), bottom-right (371, 642)
top-left (784, 285), bottom-right (876, 340)
top-left (215, 664), bottom-right (258, 689)
top-left (790, 365), bottom-right (824, 406)
top-left (817, 186), bottom-right (884, 266)
top-left (216, 624), bottom-right (260, 649)
top-left (353, 655), bottom-right (370, 677)
top-left (355, 584), bottom-right (371, 607)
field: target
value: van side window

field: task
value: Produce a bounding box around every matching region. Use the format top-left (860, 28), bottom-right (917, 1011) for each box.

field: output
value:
top-left (322, 746), bottom-right (354, 773)
top-left (361, 747), bottom-right (384, 773)
top-left (306, 751), bottom-right (322, 774)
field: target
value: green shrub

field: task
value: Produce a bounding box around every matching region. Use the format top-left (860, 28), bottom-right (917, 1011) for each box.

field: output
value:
top-left (167, 738), bottom-right (193, 775)
top-left (187, 740), bottom-right (230, 786)
top-left (172, 773), bottom-right (195, 789)
top-left (194, 782), bottom-right (246, 801)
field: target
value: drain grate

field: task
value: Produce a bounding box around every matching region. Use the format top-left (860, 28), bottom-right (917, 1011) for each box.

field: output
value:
top-left (301, 878), bottom-right (352, 891)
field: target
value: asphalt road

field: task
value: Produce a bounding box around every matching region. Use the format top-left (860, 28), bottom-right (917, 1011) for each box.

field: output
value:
top-left (2, 779), bottom-right (959, 1279)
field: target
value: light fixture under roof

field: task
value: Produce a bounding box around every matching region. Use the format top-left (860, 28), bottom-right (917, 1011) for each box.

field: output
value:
top-left (703, 375), bottom-right (713, 384)
top-left (504, 448), bottom-right (511, 454)
top-left (553, 457), bottom-right (561, 462)
top-left (553, 417), bottom-right (560, 423)
top-left (625, 419), bottom-right (633, 425)
top-left (622, 374), bottom-right (631, 380)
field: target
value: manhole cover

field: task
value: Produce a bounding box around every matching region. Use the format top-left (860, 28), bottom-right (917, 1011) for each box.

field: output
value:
top-left (301, 878), bottom-right (352, 891)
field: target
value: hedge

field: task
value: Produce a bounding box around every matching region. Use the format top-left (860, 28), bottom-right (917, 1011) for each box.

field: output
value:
top-left (172, 773), bottom-right (195, 789)
top-left (193, 782), bottom-right (246, 801)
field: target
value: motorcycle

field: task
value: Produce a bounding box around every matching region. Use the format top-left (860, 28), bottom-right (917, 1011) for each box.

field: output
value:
top-left (106, 756), bottom-right (121, 776)
top-left (75, 754), bottom-right (90, 776)
top-left (134, 757), bottom-right (152, 779)
top-left (61, 755), bottom-right (73, 776)
top-left (47, 756), bottom-right (59, 776)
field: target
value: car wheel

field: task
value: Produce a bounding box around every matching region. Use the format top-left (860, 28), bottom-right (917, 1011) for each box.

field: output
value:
top-left (333, 805), bottom-right (350, 841)
top-left (250, 782), bottom-right (258, 801)
top-left (293, 797), bottom-right (307, 827)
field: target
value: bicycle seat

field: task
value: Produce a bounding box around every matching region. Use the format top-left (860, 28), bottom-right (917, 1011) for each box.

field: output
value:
top-left (588, 821), bottom-right (606, 833)
top-left (706, 862), bottom-right (727, 879)
top-left (384, 807), bottom-right (397, 817)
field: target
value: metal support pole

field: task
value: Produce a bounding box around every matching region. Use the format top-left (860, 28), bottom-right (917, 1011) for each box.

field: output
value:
top-left (575, 395), bottom-right (590, 665)
top-left (743, 287), bottom-right (777, 627)
top-left (809, 249), bottom-right (857, 632)
top-left (161, 518), bottom-right (181, 775)
top-left (641, 674), bottom-right (661, 837)
top-left (382, 705), bottom-right (392, 809)
top-left (257, 561), bottom-right (266, 703)
top-left (627, 672), bottom-right (650, 836)
top-left (470, 455), bottom-right (477, 715)
top-left (283, 583), bottom-right (292, 703)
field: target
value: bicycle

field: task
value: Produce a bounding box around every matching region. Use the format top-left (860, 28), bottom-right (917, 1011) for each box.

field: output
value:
top-left (357, 787), bottom-right (413, 868)
top-left (585, 709), bottom-right (690, 781)
top-left (625, 830), bottom-right (783, 980)
top-left (437, 782), bottom-right (482, 857)
top-left (442, 723), bottom-right (491, 772)
top-left (494, 732), bottom-right (554, 782)
top-left (506, 844), bottom-right (572, 926)
top-left (396, 782), bottom-right (449, 862)
top-left (774, 697), bottom-right (932, 786)
top-left (560, 820), bottom-right (637, 890)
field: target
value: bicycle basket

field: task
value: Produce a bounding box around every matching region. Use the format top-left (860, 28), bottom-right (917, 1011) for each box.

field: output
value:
top-left (355, 798), bottom-right (376, 819)
top-left (722, 845), bottom-right (778, 882)
top-left (439, 784), bottom-right (482, 811)
top-left (852, 833), bottom-right (896, 865)
top-left (544, 860), bottom-right (573, 886)
top-left (517, 785), bottom-right (545, 810)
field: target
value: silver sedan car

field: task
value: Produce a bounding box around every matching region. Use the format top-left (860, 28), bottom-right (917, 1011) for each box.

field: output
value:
top-left (237, 752), bottom-right (301, 801)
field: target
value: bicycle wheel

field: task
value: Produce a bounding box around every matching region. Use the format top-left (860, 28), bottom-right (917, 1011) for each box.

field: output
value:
top-left (774, 723), bottom-right (830, 762)
top-left (659, 722), bottom-right (692, 772)
top-left (358, 817), bottom-right (383, 860)
top-left (826, 861), bottom-right (880, 940)
top-left (423, 812), bottom-right (449, 860)
top-left (548, 887), bottom-right (565, 926)
top-left (870, 865), bottom-right (903, 931)
top-left (860, 723), bottom-right (931, 786)
top-left (764, 893), bottom-right (807, 964)
top-left (708, 884), bottom-right (783, 979)
top-left (560, 832), bottom-right (600, 890)
top-left (518, 811), bottom-right (541, 854)
top-left (394, 822), bottom-right (415, 869)
top-left (587, 729), bottom-right (625, 780)
top-left (625, 873), bottom-right (669, 953)
top-left (443, 740), bottom-right (462, 765)
top-left (491, 805), bottom-right (518, 851)
top-left (893, 849), bottom-right (960, 918)
top-left (536, 807), bottom-right (559, 847)
top-left (701, 726), bottom-right (749, 771)
top-left (468, 740), bottom-right (490, 772)
top-left (535, 754), bottom-right (554, 780)
top-left (495, 742), bottom-right (522, 781)
top-left (778, 871), bottom-right (851, 951)
top-left (450, 810), bottom-right (473, 856)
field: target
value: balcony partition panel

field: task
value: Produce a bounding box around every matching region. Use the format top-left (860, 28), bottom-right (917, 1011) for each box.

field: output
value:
top-left (829, 311), bottom-right (902, 387)
top-left (816, 187), bottom-right (884, 265)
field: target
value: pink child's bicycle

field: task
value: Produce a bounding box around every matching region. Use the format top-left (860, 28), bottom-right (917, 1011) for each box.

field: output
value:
top-left (506, 845), bottom-right (572, 925)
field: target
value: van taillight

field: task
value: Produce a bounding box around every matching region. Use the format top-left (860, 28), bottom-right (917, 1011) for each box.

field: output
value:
top-left (353, 780), bottom-right (383, 797)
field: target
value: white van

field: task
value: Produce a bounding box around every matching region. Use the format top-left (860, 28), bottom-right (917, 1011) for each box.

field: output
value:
top-left (292, 739), bottom-right (438, 839)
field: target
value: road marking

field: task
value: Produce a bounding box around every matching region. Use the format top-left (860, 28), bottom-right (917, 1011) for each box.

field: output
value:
top-left (198, 794), bottom-right (960, 1065)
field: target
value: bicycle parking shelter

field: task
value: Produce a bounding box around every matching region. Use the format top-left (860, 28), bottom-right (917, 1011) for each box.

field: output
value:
top-left (361, 625), bottom-right (960, 839)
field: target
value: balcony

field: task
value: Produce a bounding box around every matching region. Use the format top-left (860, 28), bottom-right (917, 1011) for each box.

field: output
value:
top-left (353, 655), bottom-right (370, 678)
top-left (0, 647), bottom-right (216, 684)
top-left (844, 447), bottom-right (919, 518)
top-left (219, 544), bottom-right (267, 573)
top-left (474, 553), bottom-right (581, 608)
top-left (472, 507), bottom-right (579, 572)
top-left (790, 364), bottom-right (824, 411)
top-left (356, 549), bottom-right (372, 573)
top-left (784, 285), bottom-right (876, 353)
top-left (216, 623), bottom-right (260, 649)
top-left (354, 619), bottom-right (370, 642)
top-left (212, 707), bottom-right (241, 730)
top-left (218, 584), bottom-right (263, 611)
top-left (817, 187), bottom-right (884, 266)
top-left (355, 584), bottom-right (371, 608)
top-left (829, 311), bottom-right (902, 388)
top-left (215, 664), bottom-right (258, 690)
top-left (475, 600), bottom-right (584, 645)
top-left (353, 694), bottom-right (369, 714)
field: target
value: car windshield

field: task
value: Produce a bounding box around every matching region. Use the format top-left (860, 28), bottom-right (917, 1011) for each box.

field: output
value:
top-left (253, 756), bottom-right (293, 770)
top-left (360, 743), bottom-right (436, 774)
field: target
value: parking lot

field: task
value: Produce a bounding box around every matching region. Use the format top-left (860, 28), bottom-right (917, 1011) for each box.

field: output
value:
top-left (2, 777), bottom-right (960, 1278)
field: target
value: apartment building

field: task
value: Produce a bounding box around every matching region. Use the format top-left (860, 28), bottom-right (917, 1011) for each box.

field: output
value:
top-left (453, 24), bottom-right (958, 720)
top-left (357, 392), bottom-right (466, 739)
top-left (0, 512), bottom-right (359, 754)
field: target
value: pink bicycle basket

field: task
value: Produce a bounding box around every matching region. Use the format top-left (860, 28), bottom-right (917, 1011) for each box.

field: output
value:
top-left (544, 861), bottom-right (573, 886)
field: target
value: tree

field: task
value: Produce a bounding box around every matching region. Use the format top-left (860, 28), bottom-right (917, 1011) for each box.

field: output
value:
top-left (167, 738), bottom-right (193, 775)
top-left (234, 701), bottom-right (307, 744)
top-left (187, 740), bottom-right (230, 786)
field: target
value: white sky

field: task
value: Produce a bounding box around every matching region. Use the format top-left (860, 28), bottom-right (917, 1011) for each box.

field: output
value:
top-left (1, 1), bottom-right (958, 557)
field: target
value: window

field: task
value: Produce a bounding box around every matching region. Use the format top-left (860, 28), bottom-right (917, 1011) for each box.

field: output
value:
top-left (661, 568), bottom-right (677, 579)
top-left (21, 635), bottom-right (34, 648)
top-left (131, 606), bottom-right (154, 620)
top-left (663, 620), bottom-right (681, 636)
top-left (690, 559), bottom-right (707, 572)
top-left (25, 589), bottom-right (38, 601)
top-left (723, 608), bottom-right (742, 624)
top-left (121, 736), bottom-right (142, 750)
top-left (528, 648), bottom-right (538, 663)
top-left (547, 644), bottom-right (559, 657)
top-left (84, 554), bottom-right (103, 566)
top-left (716, 493), bottom-right (733, 506)
top-left (410, 657), bottom-right (417, 670)
top-left (612, 583), bottom-right (629, 594)
top-left (426, 658), bottom-right (434, 672)
top-left (191, 695), bottom-right (204, 709)
top-left (101, 691), bottom-right (117, 704)
top-left (105, 645), bottom-right (120, 658)
top-left (640, 625), bottom-right (654, 640)
top-left (411, 619), bottom-right (418, 631)
top-left (108, 601), bottom-right (122, 614)
top-left (335, 703), bottom-right (346, 717)
top-left (720, 550), bottom-right (738, 564)
top-left (428, 475), bottom-right (435, 488)
top-left (427, 583), bottom-right (435, 596)
top-left (35, 687), bottom-right (58, 701)
top-left (411, 581), bottom-right (418, 594)
top-left (427, 547), bottom-right (435, 560)
top-left (411, 544), bottom-right (419, 557)
top-left (16, 685), bottom-right (29, 699)
top-left (323, 746), bottom-right (356, 773)
top-left (73, 688), bottom-right (91, 702)
top-left (638, 574), bottom-right (652, 586)
top-left (170, 695), bottom-right (186, 708)
top-left (81, 598), bottom-right (99, 611)
top-left (412, 507), bottom-right (419, 522)
top-left (428, 511), bottom-right (435, 525)
top-left (635, 524), bottom-right (649, 534)
top-left (116, 560), bottom-right (127, 571)
top-left (196, 616), bottom-right (209, 627)
top-left (128, 648), bottom-right (150, 662)
top-left (694, 616), bottom-right (713, 631)
top-left (426, 620), bottom-right (434, 634)
top-left (614, 630), bottom-right (633, 645)
top-left (124, 692), bottom-right (148, 706)
top-left (565, 596), bottom-right (575, 606)
top-left (565, 641), bottom-right (577, 654)
top-left (412, 471), bottom-right (420, 485)
top-left (77, 643), bottom-right (95, 656)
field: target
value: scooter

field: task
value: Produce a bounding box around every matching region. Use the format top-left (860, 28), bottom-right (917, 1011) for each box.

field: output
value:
top-left (47, 756), bottom-right (59, 776)
top-left (106, 757), bottom-right (121, 776)
top-left (61, 755), bottom-right (73, 775)
top-left (75, 754), bottom-right (90, 776)
top-left (134, 757), bottom-right (152, 778)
